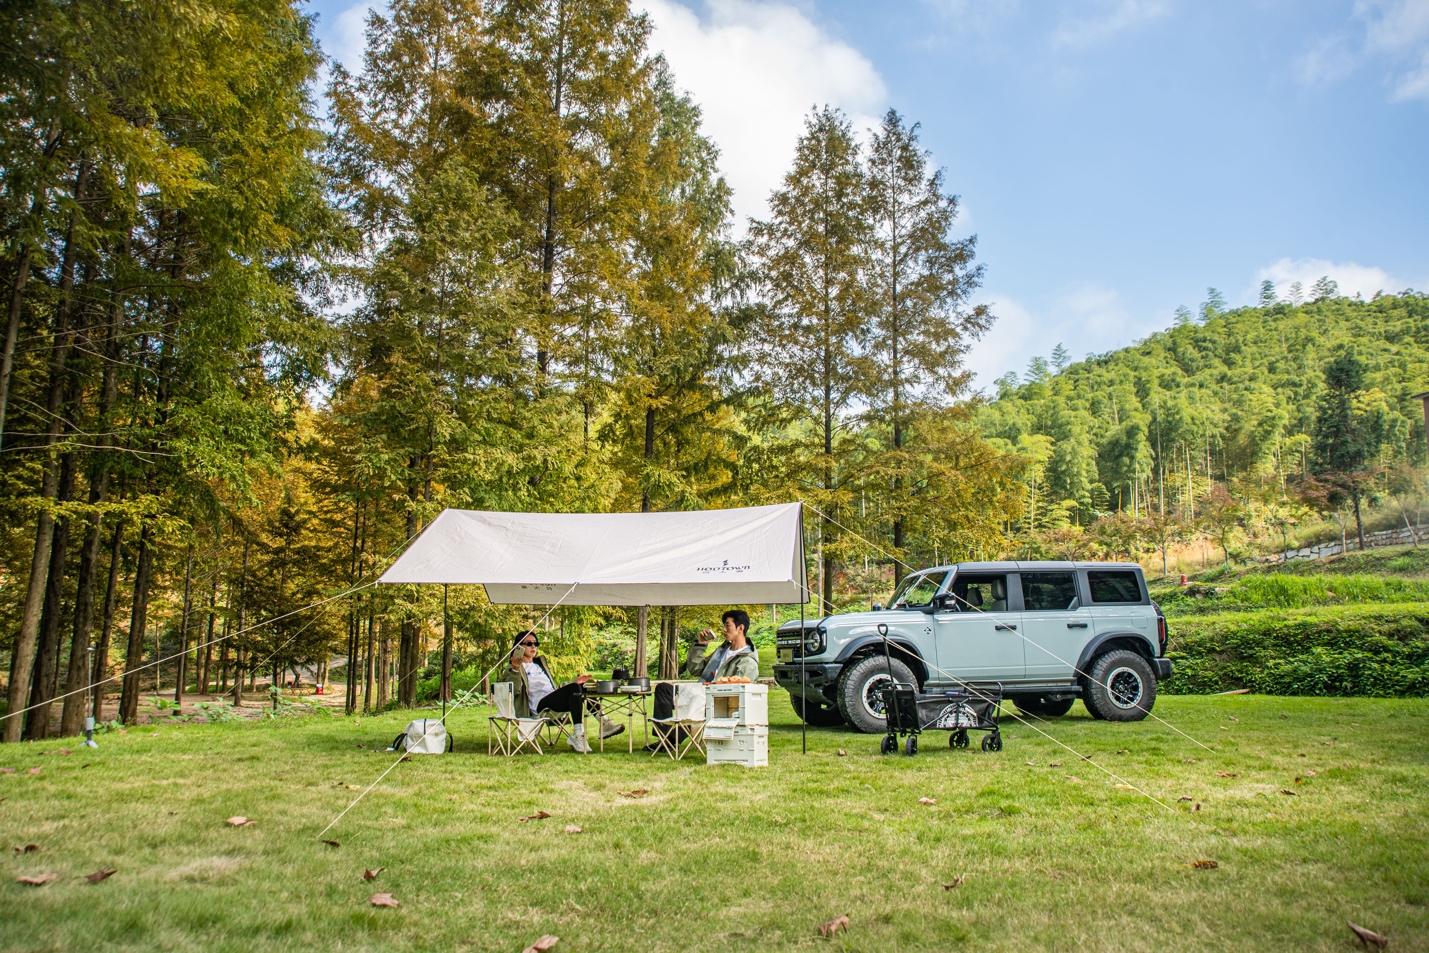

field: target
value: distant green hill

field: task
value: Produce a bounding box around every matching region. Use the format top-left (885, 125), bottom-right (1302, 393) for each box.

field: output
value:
top-left (977, 293), bottom-right (1429, 528)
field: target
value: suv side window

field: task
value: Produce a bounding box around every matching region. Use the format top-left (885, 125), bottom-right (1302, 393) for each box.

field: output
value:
top-left (1087, 570), bottom-right (1142, 604)
top-left (1021, 572), bottom-right (1079, 611)
top-left (949, 574), bottom-right (1011, 612)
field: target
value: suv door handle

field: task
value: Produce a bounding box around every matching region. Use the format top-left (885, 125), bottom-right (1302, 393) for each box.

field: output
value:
top-left (1066, 622), bottom-right (1088, 629)
top-left (995, 623), bottom-right (1017, 631)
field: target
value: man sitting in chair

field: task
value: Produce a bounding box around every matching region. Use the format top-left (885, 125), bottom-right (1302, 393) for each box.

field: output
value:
top-left (644, 609), bottom-right (759, 752)
top-left (508, 631), bottom-right (623, 754)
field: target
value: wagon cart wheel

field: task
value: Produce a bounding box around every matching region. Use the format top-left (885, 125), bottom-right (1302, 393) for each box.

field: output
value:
top-left (881, 734), bottom-right (897, 755)
top-left (905, 734), bottom-right (918, 756)
top-left (981, 732), bottom-right (1002, 752)
top-left (952, 729), bottom-right (969, 749)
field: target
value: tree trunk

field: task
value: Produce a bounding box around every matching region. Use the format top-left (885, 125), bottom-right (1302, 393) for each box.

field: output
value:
top-left (376, 618), bottom-right (390, 709)
top-left (396, 488), bottom-right (420, 706)
top-left (25, 453), bottom-right (76, 739)
top-left (200, 576), bottom-right (217, 694)
top-left (119, 526), bottom-right (154, 724)
top-left (232, 537), bottom-right (250, 707)
top-left (1353, 490), bottom-right (1366, 551)
top-left (91, 519), bottom-right (124, 720)
top-left (657, 606), bottom-right (679, 680)
top-left (364, 602), bottom-right (375, 713)
top-left (0, 242), bottom-right (35, 450)
top-left (174, 546), bottom-right (193, 703)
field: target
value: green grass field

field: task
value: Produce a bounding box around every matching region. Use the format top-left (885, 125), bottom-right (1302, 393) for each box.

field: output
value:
top-left (2, 694), bottom-right (1426, 952)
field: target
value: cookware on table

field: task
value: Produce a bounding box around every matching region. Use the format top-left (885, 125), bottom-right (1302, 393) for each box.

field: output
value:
top-left (594, 679), bottom-right (620, 694)
top-left (622, 676), bottom-right (651, 692)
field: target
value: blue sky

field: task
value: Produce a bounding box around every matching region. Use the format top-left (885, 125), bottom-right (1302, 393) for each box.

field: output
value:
top-left (307, 0), bottom-right (1429, 390)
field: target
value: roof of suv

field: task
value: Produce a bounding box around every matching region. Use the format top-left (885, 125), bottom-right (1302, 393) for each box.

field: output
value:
top-left (916, 561), bottom-right (1145, 573)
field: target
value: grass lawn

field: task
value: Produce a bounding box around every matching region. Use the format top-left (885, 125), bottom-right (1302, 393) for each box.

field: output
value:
top-left (2, 694), bottom-right (1427, 952)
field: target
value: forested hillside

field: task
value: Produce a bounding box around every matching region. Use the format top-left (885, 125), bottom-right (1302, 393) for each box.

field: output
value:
top-left (978, 292), bottom-right (1428, 552)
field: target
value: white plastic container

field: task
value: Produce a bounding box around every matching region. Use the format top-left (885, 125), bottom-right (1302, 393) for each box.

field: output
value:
top-left (706, 724), bottom-right (768, 767)
top-left (705, 683), bottom-right (768, 727)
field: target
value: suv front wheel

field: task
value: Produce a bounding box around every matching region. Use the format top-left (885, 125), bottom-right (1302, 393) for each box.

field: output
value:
top-left (837, 655), bottom-right (917, 734)
top-left (1082, 650), bottom-right (1156, 722)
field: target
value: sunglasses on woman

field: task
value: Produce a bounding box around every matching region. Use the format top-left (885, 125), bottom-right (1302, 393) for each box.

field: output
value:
top-left (521, 639), bottom-right (539, 648)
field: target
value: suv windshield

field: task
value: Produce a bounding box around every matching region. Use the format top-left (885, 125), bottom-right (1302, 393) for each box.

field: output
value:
top-left (888, 571), bottom-right (948, 609)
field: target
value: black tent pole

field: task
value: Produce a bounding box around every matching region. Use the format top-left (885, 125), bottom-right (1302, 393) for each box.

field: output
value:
top-left (441, 585), bottom-right (449, 721)
top-left (800, 503), bottom-right (807, 755)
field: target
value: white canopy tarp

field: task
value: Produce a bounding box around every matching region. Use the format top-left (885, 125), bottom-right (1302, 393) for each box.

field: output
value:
top-left (378, 503), bottom-right (806, 606)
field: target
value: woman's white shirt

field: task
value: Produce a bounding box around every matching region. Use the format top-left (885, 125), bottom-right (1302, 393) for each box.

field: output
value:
top-left (524, 661), bottom-right (555, 710)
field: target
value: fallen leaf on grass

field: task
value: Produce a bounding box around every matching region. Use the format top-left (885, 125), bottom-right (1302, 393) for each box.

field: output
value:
top-left (1178, 796), bottom-right (1193, 802)
top-left (1194, 803), bottom-right (1201, 812)
top-left (1280, 789), bottom-right (1298, 797)
top-left (322, 840), bottom-right (340, 848)
top-left (1025, 761), bottom-right (1036, 766)
top-left (357, 744), bottom-right (367, 749)
top-left (1215, 772), bottom-right (1239, 779)
top-left (523, 935), bottom-right (559, 953)
top-left (368, 893), bottom-right (400, 908)
top-left (617, 790), bottom-right (647, 799)
top-left (1048, 762), bottom-right (1063, 767)
top-left (57, 749), bottom-right (70, 756)
top-left (28, 767), bottom-right (40, 775)
top-left (225, 816), bottom-right (256, 827)
top-left (398, 756), bottom-right (411, 763)
top-left (346, 785), bottom-right (361, 791)
top-left (86, 867), bottom-right (116, 883)
top-left (518, 810), bottom-right (552, 823)
top-left (1189, 860), bottom-right (1218, 870)
top-left (818, 914), bottom-right (850, 938)
top-left (918, 797), bottom-right (937, 805)
top-left (941, 876), bottom-right (964, 890)
top-left (363, 868), bottom-right (385, 880)
top-left (563, 825), bottom-right (582, 835)
top-left (1218, 726), bottom-right (1228, 731)
top-left (1294, 777), bottom-right (1304, 784)
top-left (1306, 769), bottom-right (1317, 776)
top-left (1347, 921), bottom-right (1388, 950)
top-left (1114, 784), bottom-right (1134, 790)
top-left (1065, 775), bottom-right (1082, 782)
top-left (15, 844), bottom-right (39, 854)
top-left (1115, 749), bottom-right (1130, 755)
top-left (837, 749), bottom-right (846, 757)
top-left (17, 874), bottom-right (58, 886)
top-left (1227, 716), bottom-right (1238, 722)
top-left (1183, 758), bottom-right (1198, 764)
top-left (0, 767), bottom-right (13, 774)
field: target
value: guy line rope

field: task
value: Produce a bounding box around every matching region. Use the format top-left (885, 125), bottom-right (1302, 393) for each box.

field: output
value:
top-left (317, 582), bottom-right (582, 839)
top-left (1, 527), bottom-right (424, 732)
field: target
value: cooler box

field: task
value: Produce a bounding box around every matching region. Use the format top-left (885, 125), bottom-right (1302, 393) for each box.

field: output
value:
top-left (704, 684), bottom-right (768, 766)
top-left (706, 725), bottom-right (769, 767)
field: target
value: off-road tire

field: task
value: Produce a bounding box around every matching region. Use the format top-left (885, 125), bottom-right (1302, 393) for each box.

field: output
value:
top-left (789, 693), bottom-right (848, 727)
top-left (837, 655), bottom-right (917, 734)
top-left (1011, 695), bottom-right (1076, 718)
top-left (1082, 650), bottom-right (1156, 722)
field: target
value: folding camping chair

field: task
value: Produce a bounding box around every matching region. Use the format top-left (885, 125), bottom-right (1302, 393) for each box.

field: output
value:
top-left (488, 682), bottom-right (547, 756)
top-left (540, 710), bottom-right (574, 748)
top-left (649, 682), bottom-right (706, 760)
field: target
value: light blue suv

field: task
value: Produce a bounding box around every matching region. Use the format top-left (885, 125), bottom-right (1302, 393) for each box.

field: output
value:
top-left (774, 561), bottom-right (1171, 733)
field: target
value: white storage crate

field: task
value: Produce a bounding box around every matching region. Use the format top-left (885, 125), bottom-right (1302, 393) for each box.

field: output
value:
top-left (705, 724), bottom-right (768, 767)
top-left (704, 683), bottom-right (768, 727)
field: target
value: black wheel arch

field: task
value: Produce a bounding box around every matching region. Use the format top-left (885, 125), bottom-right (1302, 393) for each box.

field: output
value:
top-left (834, 637), bottom-right (928, 688)
top-left (1075, 631), bottom-right (1158, 676)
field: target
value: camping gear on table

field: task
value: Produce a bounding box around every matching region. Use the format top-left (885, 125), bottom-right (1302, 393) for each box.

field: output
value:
top-left (582, 683), bottom-right (652, 752)
top-left (622, 676), bottom-right (651, 692)
top-left (594, 679), bottom-right (620, 694)
top-left (704, 683), bottom-right (769, 767)
top-left (391, 719), bottom-right (452, 755)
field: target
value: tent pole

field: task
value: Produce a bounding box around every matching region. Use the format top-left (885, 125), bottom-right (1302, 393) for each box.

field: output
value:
top-left (800, 503), bottom-right (807, 755)
top-left (441, 585), bottom-right (449, 721)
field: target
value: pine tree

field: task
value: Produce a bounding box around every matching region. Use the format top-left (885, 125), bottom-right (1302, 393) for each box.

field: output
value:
top-left (749, 107), bottom-right (870, 614)
top-left (1199, 287), bottom-right (1226, 323)
top-left (1050, 343), bottom-right (1070, 371)
top-left (1287, 281), bottom-right (1305, 305)
top-left (1259, 279), bottom-right (1277, 307)
top-left (862, 109), bottom-right (989, 582)
top-left (1311, 276), bottom-right (1338, 301)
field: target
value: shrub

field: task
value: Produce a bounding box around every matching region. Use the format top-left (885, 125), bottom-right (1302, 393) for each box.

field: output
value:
top-left (1158, 573), bottom-right (1429, 615)
top-left (1162, 603), bottom-right (1429, 697)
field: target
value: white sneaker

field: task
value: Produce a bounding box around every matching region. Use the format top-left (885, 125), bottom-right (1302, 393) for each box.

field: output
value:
top-left (599, 715), bottom-right (625, 740)
top-left (567, 724), bottom-right (592, 754)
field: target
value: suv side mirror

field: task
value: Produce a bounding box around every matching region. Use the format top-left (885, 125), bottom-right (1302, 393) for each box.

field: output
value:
top-left (929, 593), bottom-right (953, 612)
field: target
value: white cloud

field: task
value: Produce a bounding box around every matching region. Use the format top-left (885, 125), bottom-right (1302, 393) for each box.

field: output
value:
top-left (965, 284), bottom-right (1165, 392)
top-left (1252, 257), bottom-right (1407, 302)
top-left (1050, 0), bottom-right (1172, 49)
top-left (1298, 0), bottom-right (1429, 102)
top-left (639, 0), bottom-right (887, 225)
top-left (327, 1), bottom-right (381, 74)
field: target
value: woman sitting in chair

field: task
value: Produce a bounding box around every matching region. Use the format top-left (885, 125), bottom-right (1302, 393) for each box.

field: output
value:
top-left (508, 631), bottom-right (623, 754)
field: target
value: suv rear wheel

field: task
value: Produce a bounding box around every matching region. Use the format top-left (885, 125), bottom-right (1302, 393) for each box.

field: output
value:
top-left (1011, 695), bottom-right (1075, 718)
top-left (837, 655), bottom-right (917, 734)
top-left (789, 693), bottom-right (848, 727)
top-left (1082, 650), bottom-right (1156, 722)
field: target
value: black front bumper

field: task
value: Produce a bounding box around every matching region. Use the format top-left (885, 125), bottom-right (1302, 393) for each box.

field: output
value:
top-left (773, 663), bottom-right (842, 698)
top-left (1154, 658), bottom-right (1173, 679)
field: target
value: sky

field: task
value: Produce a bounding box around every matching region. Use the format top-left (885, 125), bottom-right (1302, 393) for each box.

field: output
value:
top-left (307, 0), bottom-right (1429, 391)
